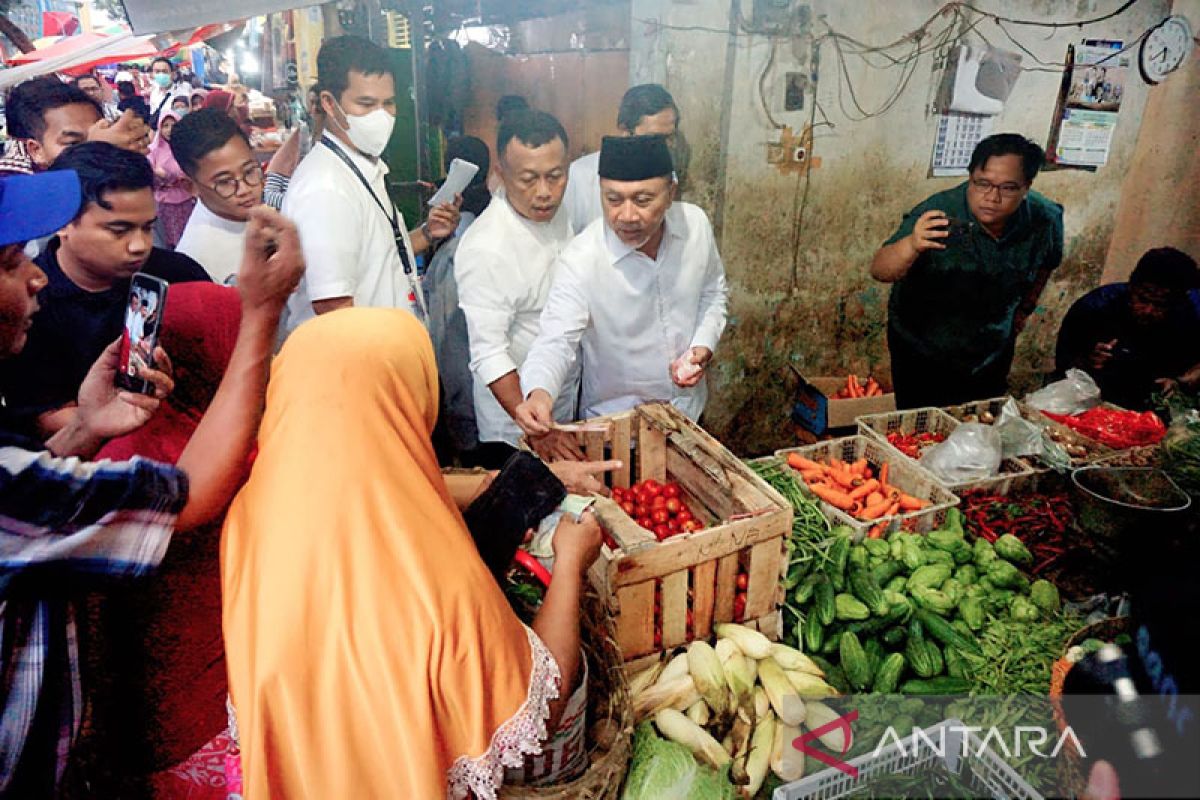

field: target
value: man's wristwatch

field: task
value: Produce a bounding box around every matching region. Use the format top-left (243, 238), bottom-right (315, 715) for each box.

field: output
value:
top-left (420, 221), bottom-right (444, 244)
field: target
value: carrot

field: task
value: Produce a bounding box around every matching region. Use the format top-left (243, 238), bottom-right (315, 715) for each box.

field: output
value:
top-left (864, 376), bottom-right (880, 395)
top-left (799, 469), bottom-right (826, 483)
top-left (787, 452), bottom-right (825, 472)
top-left (859, 499), bottom-right (895, 520)
top-left (879, 463), bottom-right (890, 486)
top-left (848, 479), bottom-right (880, 501)
top-left (828, 467), bottom-right (857, 490)
top-left (849, 458), bottom-right (869, 477)
top-left (807, 482), bottom-right (856, 511)
top-left (867, 523), bottom-right (887, 539)
top-left (897, 494), bottom-right (929, 511)
top-left (865, 490), bottom-right (885, 507)
top-left (848, 375), bottom-right (863, 398)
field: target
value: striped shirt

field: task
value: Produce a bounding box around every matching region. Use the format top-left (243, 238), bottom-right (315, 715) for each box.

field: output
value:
top-left (0, 433), bottom-right (187, 795)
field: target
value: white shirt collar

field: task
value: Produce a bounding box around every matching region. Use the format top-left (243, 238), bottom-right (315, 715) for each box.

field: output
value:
top-left (322, 132), bottom-right (389, 180)
top-left (602, 202), bottom-right (683, 265)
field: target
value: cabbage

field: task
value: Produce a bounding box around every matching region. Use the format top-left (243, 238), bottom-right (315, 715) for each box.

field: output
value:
top-left (622, 723), bottom-right (735, 800)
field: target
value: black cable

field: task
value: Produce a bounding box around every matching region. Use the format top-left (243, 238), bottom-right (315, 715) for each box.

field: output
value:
top-left (957, 0), bottom-right (1140, 28)
top-left (758, 38), bottom-right (784, 129)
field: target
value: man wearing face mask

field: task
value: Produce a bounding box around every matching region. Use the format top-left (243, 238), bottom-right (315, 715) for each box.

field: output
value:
top-left (515, 135), bottom-right (728, 434)
top-left (283, 36), bottom-right (460, 334)
top-left (148, 57), bottom-right (184, 129)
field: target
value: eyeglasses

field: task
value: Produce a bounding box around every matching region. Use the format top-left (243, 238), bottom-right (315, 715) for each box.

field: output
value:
top-left (210, 164), bottom-right (263, 199)
top-left (969, 178), bottom-right (1026, 199)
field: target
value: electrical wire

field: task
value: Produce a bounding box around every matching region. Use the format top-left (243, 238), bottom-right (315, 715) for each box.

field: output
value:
top-left (758, 38), bottom-right (784, 129)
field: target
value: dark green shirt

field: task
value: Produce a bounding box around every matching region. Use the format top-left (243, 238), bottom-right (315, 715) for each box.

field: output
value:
top-left (884, 182), bottom-right (1064, 374)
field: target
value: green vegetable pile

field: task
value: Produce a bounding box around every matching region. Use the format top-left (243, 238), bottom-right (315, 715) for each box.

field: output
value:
top-left (622, 721), bottom-right (735, 800)
top-left (1163, 412), bottom-right (1200, 496)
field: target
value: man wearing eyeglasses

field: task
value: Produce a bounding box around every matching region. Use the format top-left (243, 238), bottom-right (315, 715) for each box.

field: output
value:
top-left (0, 143), bottom-right (210, 441)
top-left (171, 109), bottom-right (271, 285)
top-left (870, 133), bottom-right (1063, 408)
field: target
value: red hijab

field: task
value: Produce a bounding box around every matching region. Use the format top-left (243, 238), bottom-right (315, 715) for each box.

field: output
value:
top-left (88, 283), bottom-right (245, 775)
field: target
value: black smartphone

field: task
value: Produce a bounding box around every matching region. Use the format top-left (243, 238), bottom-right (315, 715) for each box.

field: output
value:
top-left (462, 451), bottom-right (567, 584)
top-left (116, 273), bottom-right (169, 395)
top-left (944, 216), bottom-right (975, 245)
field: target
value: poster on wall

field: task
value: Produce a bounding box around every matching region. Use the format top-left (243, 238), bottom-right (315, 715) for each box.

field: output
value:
top-left (1049, 40), bottom-right (1127, 167)
top-left (931, 111), bottom-right (994, 177)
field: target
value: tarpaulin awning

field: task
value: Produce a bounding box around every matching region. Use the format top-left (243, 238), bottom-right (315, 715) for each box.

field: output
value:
top-left (7, 32), bottom-right (160, 66)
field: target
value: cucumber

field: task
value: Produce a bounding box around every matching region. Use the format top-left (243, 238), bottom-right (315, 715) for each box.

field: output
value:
top-left (913, 609), bottom-right (983, 656)
top-left (792, 572), bottom-right (820, 604)
top-left (849, 567), bottom-right (889, 617)
top-left (839, 631), bottom-right (872, 691)
top-left (871, 560), bottom-right (904, 586)
top-left (872, 653), bottom-right (906, 693)
top-left (815, 578), bottom-right (836, 626)
top-left (881, 626), bottom-right (906, 647)
top-left (835, 593), bottom-right (871, 621)
top-left (828, 535), bottom-right (851, 591)
top-left (804, 610), bottom-right (825, 653)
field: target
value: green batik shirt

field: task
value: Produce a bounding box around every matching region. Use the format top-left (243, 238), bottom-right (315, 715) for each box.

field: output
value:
top-left (884, 181), bottom-right (1063, 374)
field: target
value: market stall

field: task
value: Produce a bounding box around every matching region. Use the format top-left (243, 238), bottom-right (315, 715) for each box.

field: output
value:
top-left (502, 392), bottom-right (1197, 799)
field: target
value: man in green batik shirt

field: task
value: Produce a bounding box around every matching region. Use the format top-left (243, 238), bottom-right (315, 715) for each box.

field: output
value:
top-left (870, 134), bottom-right (1063, 409)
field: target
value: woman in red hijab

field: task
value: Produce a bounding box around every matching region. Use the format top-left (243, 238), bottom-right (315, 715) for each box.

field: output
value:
top-left (79, 283), bottom-right (246, 798)
top-left (203, 88), bottom-right (252, 135)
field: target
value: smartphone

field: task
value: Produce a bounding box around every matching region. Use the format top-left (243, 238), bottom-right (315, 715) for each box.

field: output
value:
top-left (462, 451), bottom-right (567, 585)
top-left (116, 273), bottom-right (169, 395)
top-left (944, 216), bottom-right (975, 245)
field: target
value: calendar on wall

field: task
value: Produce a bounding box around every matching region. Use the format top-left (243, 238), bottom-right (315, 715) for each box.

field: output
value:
top-left (931, 112), bottom-right (994, 177)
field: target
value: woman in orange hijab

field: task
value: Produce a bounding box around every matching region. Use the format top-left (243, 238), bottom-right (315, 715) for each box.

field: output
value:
top-left (221, 308), bottom-right (600, 798)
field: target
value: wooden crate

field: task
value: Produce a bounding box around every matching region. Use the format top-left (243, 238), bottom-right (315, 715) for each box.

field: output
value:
top-left (566, 403), bottom-right (793, 666)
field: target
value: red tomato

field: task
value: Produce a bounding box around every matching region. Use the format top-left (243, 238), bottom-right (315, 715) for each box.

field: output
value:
top-left (611, 487), bottom-right (627, 501)
top-left (636, 516), bottom-right (653, 530)
top-left (736, 573), bottom-right (749, 591)
top-left (668, 517), bottom-right (680, 533)
top-left (634, 490), bottom-right (651, 507)
top-left (682, 519), bottom-right (701, 533)
top-left (643, 478), bottom-right (660, 492)
top-left (632, 504), bottom-right (647, 519)
top-left (653, 524), bottom-right (671, 540)
top-left (651, 509), bottom-right (670, 525)
top-left (664, 498), bottom-right (682, 515)
top-left (675, 508), bottom-right (693, 524)
top-left (651, 495), bottom-right (668, 509)
top-left (662, 483), bottom-right (681, 499)
top-left (620, 501), bottom-right (635, 516)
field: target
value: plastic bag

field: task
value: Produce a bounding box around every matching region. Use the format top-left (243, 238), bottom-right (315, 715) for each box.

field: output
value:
top-left (1024, 368), bottom-right (1101, 415)
top-left (921, 423), bottom-right (1003, 484)
top-left (995, 398), bottom-right (1043, 459)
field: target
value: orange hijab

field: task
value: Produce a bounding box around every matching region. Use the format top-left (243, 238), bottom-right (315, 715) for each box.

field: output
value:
top-left (220, 309), bottom-right (559, 798)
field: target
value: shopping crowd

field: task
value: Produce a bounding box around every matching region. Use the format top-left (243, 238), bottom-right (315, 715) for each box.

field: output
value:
top-left (1, 29), bottom-right (1198, 800)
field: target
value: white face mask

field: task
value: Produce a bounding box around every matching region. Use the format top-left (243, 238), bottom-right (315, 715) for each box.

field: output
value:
top-left (332, 98), bottom-right (395, 158)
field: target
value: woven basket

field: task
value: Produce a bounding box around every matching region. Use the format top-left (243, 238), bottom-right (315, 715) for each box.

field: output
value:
top-left (1049, 616), bottom-right (1132, 798)
top-left (502, 589), bottom-right (632, 799)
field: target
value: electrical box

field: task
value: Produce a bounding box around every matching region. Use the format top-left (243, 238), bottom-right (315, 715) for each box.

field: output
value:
top-left (784, 72), bottom-right (807, 111)
top-left (752, 0), bottom-right (794, 35)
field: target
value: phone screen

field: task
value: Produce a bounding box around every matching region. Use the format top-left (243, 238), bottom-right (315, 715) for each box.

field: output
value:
top-left (116, 274), bottom-right (169, 395)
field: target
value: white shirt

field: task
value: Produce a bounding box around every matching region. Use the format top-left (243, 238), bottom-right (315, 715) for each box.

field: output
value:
top-left (283, 134), bottom-right (423, 334)
top-left (455, 196), bottom-right (579, 445)
top-left (563, 151), bottom-right (601, 234)
top-left (175, 200), bottom-right (245, 285)
top-left (521, 202), bottom-right (729, 421)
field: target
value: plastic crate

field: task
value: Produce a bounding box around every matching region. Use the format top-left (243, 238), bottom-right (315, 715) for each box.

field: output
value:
top-left (943, 396), bottom-right (1014, 423)
top-left (773, 718), bottom-right (1043, 800)
top-left (857, 408), bottom-right (1042, 496)
top-left (775, 435), bottom-right (959, 538)
top-left (1018, 403), bottom-right (1117, 467)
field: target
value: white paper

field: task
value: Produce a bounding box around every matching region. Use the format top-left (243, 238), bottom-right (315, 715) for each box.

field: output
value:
top-left (427, 158), bottom-right (479, 207)
top-left (1053, 40), bottom-right (1127, 167)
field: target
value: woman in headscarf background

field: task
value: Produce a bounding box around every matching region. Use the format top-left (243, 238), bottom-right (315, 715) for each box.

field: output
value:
top-left (221, 308), bottom-right (601, 799)
top-left (147, 108), bottom-right (195, 248)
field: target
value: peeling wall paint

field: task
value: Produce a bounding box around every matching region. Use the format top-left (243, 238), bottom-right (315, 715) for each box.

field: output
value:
top-left (630, 0), bottom-right (1172, 455)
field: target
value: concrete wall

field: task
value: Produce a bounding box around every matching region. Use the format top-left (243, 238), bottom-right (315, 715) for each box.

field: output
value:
top-left (629, 0), bottom-right (1173, 454)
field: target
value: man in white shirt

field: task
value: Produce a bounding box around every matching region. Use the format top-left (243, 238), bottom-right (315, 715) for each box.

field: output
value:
top-left (516, 134), bottom-right (728, 433)
top-left (147, 57), bottom-right (185, 128)
top-left (283, 36), bottom-right (459, 333)
top-left (171, 109), bottom-right (264, 285)
top-left (455, 109), bottom-right (581, 467)
top-left (563, 84), bottom-right (682, 233)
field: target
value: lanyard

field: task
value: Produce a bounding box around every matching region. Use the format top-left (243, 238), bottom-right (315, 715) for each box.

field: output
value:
top-left (320, 137), bottom-right (425, 318)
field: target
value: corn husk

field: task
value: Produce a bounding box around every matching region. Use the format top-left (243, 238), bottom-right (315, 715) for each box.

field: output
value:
top-left (715, 637), bottom-right (740, 665)
top-left (686, 700), bottom-right (710, 727)
top-left (633, 674), bottom-right (698, 720)
top-left (753, 685), bottom-right (771, 723)
top-left (722, 651), bottom-right (755, 709)
top-left (786, 669), bottom-right (839, 699)
top-left (653, 708), bottom-right (732, 770)
top-left (757, 658), bottom-right (806, 726)
top-left (771, 722), bottom-right (806, 782)
top-left (729, 715), bottom-right (752, 779)
top-left (626, 658), bottom-right (666, 698)
top-left (745, 711), bottom-right (777, 798)
top-left (770, 642), bottom-right (826, 677)
top-left (657, 651), bottom-right (690, 687)
top-left (805, 700), bottom-right (852, 752)
top-left (722, 732), bottom-right (735, 756)
top-left (714, 623), bottom-right (773, 659)
top-left (687, 640), bottom-right (729, 717)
